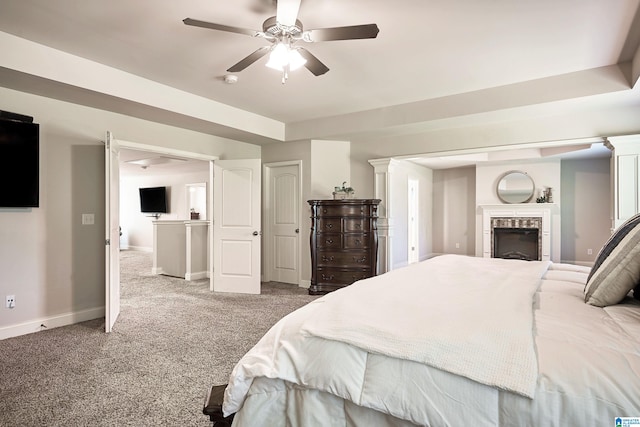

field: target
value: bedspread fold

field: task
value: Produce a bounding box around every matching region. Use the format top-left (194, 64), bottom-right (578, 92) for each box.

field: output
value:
top-left (300, 255), bottom-right (551, 398)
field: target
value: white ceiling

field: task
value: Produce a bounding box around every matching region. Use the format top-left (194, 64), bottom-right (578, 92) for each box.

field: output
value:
top-left (0, 0), bottom-right (639, 147)
top-left (119, 148), bottom-right (209, 177)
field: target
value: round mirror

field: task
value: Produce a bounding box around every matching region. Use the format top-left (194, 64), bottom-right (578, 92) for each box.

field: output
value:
top-left (496, 171), bottom-right (535, 204)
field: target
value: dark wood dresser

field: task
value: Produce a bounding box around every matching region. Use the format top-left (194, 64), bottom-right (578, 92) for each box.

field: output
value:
top-left (308, 199), bottom-right (381, 295)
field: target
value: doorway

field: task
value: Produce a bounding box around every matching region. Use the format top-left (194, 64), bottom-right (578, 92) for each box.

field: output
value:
top-left (106, 136), bottom-right (217, 332)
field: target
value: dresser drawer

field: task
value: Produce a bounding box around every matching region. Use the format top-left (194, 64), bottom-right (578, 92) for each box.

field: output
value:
top-left (317, 269), bottom-right (372, 286)
top-left (316, 233), bottom-right (341, 249)
top-left (344, 218), bottom-right (370, 232)
top-left (317, 218), bottom-right (341, 232)
top-left (317, 251), bottom-right (371, 268)
top-left (344, 234), bottom-right (370, 249)
top-left (318, 205), bottom-right (367, 217)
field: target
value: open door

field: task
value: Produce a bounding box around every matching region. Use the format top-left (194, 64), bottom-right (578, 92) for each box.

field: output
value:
top-left (213, 159), bottom-right (261, 294)
top-left (105, 131), bottom-right (120, 332)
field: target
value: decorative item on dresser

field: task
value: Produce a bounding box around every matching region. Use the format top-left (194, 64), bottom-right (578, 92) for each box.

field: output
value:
top-left (308, 199), bottom-right (381, 295)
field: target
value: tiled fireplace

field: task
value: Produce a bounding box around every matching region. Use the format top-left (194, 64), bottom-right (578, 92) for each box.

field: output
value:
top-left (491, 217), bottom-right (542, 260)
top-left (481, 205), bottom-right (556, 261)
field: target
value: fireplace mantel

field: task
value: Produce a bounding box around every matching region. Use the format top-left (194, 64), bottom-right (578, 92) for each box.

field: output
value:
top-left (480, 204), bottom-right (559, 262)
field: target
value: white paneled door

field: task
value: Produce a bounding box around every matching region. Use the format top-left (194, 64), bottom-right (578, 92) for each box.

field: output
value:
top-left (268, 164), bottom-right (300, 284)
top-left (408, 178), bottom-right (419, 264)
top-left (104, 131), bottom-right (120, 332)
top-left (213, 159), bottom-right (261, 294)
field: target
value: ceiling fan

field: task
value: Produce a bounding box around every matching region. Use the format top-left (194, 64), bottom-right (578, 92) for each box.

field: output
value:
top-left (183, 0), bottom-right (379, 83)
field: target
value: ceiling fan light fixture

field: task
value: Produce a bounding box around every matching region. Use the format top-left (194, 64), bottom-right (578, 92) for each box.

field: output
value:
top-left (265, 43), bottom-right (288, 70)
top-left (265, 42), bottom-right (307, 71)
top-left (183, 6), bottom-right (379, 80)
top-left (288, 49), bottom-right (307, 71)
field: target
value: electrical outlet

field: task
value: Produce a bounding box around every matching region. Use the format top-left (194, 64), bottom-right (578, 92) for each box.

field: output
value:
top-left (455, 243), bottom-right (460, 249)
top-left (587, 248), bottom-right (593, 255)
top-left (6, 295), bottom-right (15, 309)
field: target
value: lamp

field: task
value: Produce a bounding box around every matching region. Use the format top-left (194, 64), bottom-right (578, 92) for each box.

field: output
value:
top-left (265, 42), bottom-right (307, 73)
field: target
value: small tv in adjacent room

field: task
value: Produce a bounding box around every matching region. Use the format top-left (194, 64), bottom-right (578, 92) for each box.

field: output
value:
top-left (139, 186), bottom-right (168, 214)
top-left (0, 116), bottom-right (39, 208)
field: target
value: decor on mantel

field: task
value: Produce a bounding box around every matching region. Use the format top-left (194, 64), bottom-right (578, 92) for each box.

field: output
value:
top-left (333, 181), bottom-right (355, 199)
top-left (536, 187), bottom-right (553, 203)
top-left (190, 208), bottom-right (200, 220)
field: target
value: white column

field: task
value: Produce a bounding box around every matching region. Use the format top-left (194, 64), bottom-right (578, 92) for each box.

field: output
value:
top-left (185, 220), bottom-right (210, 280)
top-left (606, 135), bottom-right (640, 230)
top-left (368, 158), bottom-right (399, 273)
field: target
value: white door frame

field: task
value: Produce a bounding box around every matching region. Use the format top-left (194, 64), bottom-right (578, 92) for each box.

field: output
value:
top-left (408, 177), bottom-right (419, 264)
top-left (105, 131), bottom-right (120, 332)
top-left (263, 160), bottom-right (303, 285)
top-left (105, 139), bottom-right (218, 329)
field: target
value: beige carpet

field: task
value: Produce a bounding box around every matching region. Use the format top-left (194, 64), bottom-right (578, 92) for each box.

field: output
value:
top-left (0, 250), bottom-right (317, 426)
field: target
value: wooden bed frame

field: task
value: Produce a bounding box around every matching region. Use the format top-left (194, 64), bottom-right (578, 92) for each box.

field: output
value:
top-left (203, 384), bottom-right (234, 426)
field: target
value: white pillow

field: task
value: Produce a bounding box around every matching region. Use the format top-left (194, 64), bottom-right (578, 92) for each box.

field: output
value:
top-left (584, 212), bottom-right (640, 307)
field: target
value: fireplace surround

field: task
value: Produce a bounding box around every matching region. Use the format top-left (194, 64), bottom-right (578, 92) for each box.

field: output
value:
top-left (480, 205), bottom-right (556, 261)
top-left (491, 216), bottom-right (542, 260)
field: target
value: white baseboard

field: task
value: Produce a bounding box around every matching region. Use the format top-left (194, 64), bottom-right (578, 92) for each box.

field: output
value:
top-left (299, 279), bottom-right (310, 289)
top-left (560, 259), bottom-right (594, 268)
top-left (185, 271), bottom-right (208, 280)
top-left (0, 306), bottom-right (105, 341)
top-left (124, 246), bottom-right (152, 252)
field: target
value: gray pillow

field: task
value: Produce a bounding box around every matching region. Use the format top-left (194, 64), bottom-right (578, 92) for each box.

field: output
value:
top-left (584, 212), bottom-right (640, 307)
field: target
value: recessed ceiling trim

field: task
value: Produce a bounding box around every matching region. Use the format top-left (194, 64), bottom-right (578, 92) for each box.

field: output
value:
top-left (125, 156), bottom-right (188, 167)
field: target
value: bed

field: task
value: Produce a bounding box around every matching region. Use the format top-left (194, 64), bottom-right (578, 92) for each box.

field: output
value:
top-left (204, 213), bottom-right (640, 426)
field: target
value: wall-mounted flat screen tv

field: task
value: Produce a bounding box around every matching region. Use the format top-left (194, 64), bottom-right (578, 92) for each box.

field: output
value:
top-left (139, 186), bottom-right (168, 213)
top-left (0, 119), bottom-right (39, 208)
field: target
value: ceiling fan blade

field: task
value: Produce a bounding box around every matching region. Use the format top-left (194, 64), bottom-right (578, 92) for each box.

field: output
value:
top-left (276, 0), bottom-right (301, 27)
top-left (227, 46), bottom-right (271, 72)
top-left (183, 18), bottom-right (260, 37)
top-left (297, 48), bottom-right (329, 76)
top-left (304, 24), bottom-right (380, 42)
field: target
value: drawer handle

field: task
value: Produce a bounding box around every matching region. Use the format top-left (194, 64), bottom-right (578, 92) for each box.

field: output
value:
top-left (355, 223), bottom-right (361, 229)
top-left (321, 274), bottom-right (335, 281)
top-left (323, 209), bottom-right (328, 214)
top-left (326, 223), bottom-right (333, 229)
top-left (321, 256), bottom-right (335, 262)
top-left (326, 239), bottom-right (334, 245)
top-left (353, 257), bottom-right (367, 263)
top-left (354, 239), bottom-right (361, 245)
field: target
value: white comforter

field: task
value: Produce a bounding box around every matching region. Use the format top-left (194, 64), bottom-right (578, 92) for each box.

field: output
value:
top-left (223, 255), bottom-right (640, 426)
top-left (301, 255), bottom-right (550, 398)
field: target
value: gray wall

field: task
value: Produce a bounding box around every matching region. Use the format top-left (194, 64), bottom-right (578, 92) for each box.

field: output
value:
top-left (0, 87), bottom-right (259, 338)
top-left (432, 167), bottom-right (476, 256)
top-left (429, 158), bottom-right (611, 263)
top-left (560, 157), bottom-right (611, 264)
top-left (0, 82), bottom-right (619, 338)
top-left (120, 170), bottom-right (210, 251)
